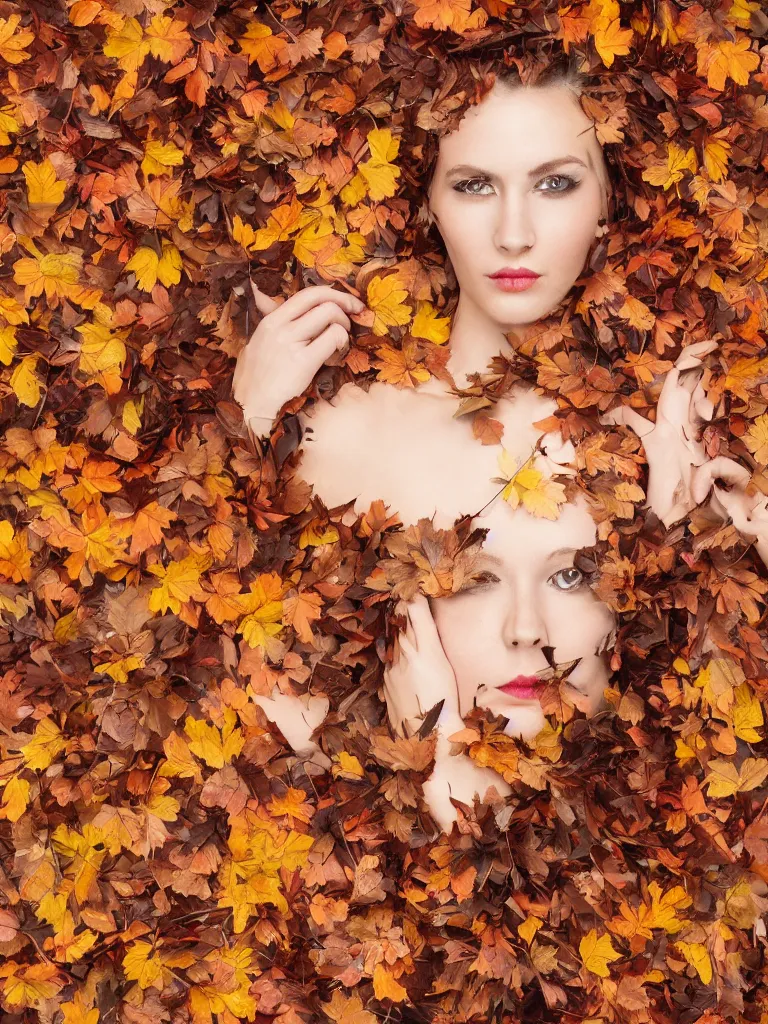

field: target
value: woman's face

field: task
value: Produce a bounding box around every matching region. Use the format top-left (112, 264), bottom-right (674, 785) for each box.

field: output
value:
top-left (430, 496), bottom-right (614, 741)
top-left (428, 82), bottom-right (607, 329)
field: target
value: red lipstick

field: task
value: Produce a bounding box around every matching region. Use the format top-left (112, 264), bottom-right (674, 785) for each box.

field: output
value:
top-left (488, 267), bottom-right (541, 293)
top-left (497, 676), bottom-right (544, 700)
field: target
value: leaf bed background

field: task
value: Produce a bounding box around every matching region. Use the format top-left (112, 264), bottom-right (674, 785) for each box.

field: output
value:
top-left (0, 0), bottom-right (768, 1022)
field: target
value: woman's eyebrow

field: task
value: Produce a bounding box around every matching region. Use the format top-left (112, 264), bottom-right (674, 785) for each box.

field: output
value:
top-left (446, 156), bottom-right (589, 178)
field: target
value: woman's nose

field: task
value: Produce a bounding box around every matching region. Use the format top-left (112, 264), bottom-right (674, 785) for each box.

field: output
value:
top-left (502, 586), bottom-right (547, 648)
top-left (494, 193), bottom-right (535, 253)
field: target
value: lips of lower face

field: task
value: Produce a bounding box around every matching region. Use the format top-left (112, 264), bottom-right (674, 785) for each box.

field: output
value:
top-left (497, 680), bottom-right (544, 700)
top-left (489, 275), bottom-right (539, 292)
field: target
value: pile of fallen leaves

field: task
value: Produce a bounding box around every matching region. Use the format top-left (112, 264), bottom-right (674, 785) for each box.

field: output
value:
top-left (0, 1), bottom-right (767, 1022)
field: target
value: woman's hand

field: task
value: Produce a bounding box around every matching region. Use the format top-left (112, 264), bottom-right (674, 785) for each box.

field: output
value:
top-left (601, 341), bottom-right (717, 528)
top-left (383, 593), bottom-right (511, 832)
top-left (232, 282), bottom-right (365, 438)
top-left (251, 687), bottom-right (331, 770)
top-left (383, 592), bottom-right (463, 737)
top-left (691, 457), bottom-right (768, 568)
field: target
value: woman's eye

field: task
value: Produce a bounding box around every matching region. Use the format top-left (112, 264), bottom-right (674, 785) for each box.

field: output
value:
top-left (536, 174), bottom-right (580, 194)
top-left (453, 177), bottom-right (493, 196)
top-left (463, 570), bottom-right (501, 592)
top-left (549, 567), bottom-right (583, 591)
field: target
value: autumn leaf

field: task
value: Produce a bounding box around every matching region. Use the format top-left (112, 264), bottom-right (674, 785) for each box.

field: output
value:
top-left (23, 158), bottom-right (67, 207)
top-left (267, 787), bottom-right (315, 825)
top-left (411, 0), bottom-right (487, 32)
top-left (10, 354), bottom-right (43, 407)
top-left (322, 989), bottom-right (377, 1024)
top-left (744, 413), bottom-right (768, 465)
top-left (184, 707), bottom-right (245, 769)
top-left (141, 140), bottom-right (185, 178)
top-left (13, 250), bottom-right (82, 304)
top-left (0, 14), bottom-right (35, 64)
top-left (103, 17), bottom-right (151, 73)
top-left (282, 588), bottom-right (323, 644)
top-left (411, 300), bottom-right (451, 344)
top-left (579, 928), bottom-right (622, 977)
top-left (147, 550), bottom-right (212, 615)
top-left (496, 451), bottom-right (567, 520)
top-left (697, 37), bottom-right (760, 91)
top-left (674, 941), bottom-right (713, 984)
top-left (20, 717), bottom-right (67, 771)
top-left (125, 241), bottom-right (183, 291)
top-left (0, 776), bottom-right (30, 822)
top-left (642, 142), bottom-right (697, 191)
top-left (366, 274), bottom-right (412, 336)
top-left (373, 339), bottom-right (429, 387)
top-left (704, 757), bottom-right (768, 798)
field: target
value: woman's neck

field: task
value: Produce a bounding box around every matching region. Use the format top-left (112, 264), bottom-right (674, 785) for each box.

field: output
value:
top-left (445, 296), bottom-right (522, 388)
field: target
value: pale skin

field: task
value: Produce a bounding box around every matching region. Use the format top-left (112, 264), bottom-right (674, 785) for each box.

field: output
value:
top-left (234, 80), bottom-right (765, 830)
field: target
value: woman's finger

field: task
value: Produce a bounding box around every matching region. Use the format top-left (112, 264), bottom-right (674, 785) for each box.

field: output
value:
top-left (691, 457), bottom-right (751, 504)
top-left (293, 302), bottom-right (352, 342)
top-left (675, 340), bottom-right (718, 371)
top-left (250, 280), bottom-right (284, 315)
top-left (265, 284), bottom-right (364, 323)
top-left (601, 404), bottom-right (654, 438)
top-left (407, 593), bottom-right (442, 650)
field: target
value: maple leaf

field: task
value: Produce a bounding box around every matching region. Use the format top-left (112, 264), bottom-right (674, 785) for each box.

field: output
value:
top-left (103, 17), bottom-right (151, 73)
top-left (411, 300), bottom-right (451, 344)
top-left (744, 413), bottom-right (768, 465)
top-left (579, 928), bottom-right (622, 977)
top-left (267, 787), bottom-right (315, 825)
top-left (0, 324), bottom-right (17, 364)
top-left (60, 459), bottom-right (122, 512)
top-left (0, 520), bottom-right (32, 582)
top-left (705, 757), bottom-right (768, 798)
top-left (128, 501), bottom-right (177, 557)
top-left (411, 0), bottom-right (487, 32)
top-left (496, 451), bottom-right (567, 520)
top-left (356, 127), bottom-right (402, 201)
top-left (592, 17), bottom-right (633, 68)
top-left (184, 707), bottom-right (245, 769)
top-left (142, 140), bottom-right (184, 178)
top-left (0, 14), bottom-right (35, 64)
top-left (238, 21), bottom-right (289, 72)
top-left (145, 14), bottom-right (193, 64)
top-left (125, 241), bottom-right (182, 291)
top-left (0, 776), bottom-right (30, 822)
top-left (610, 881), bottom-right (692, 939)
top-left (236, 572), bottom-right (285, 649)
top-left (13, 249), bottom-right (82, 304)
top-left (674, 941), bottom-right (713, 984)
top-left (642, 142), bottom-right (697, 191)
top-left (0, 962), bottom-right (65, 1010)
top-left (20, 717), bottom-right (66, 771)
top-left (322, 989), bottom-right (377, 1024)
top-left (9, 353), bottom-right (42, 407)
top-left (373, 339), bottom-right (429, 387)
top-left (23, 158), bottom-right (67, 207)
top-left (282, 588), bottom-right (323, 644)
top-left (147, 550), bottom-right (212, 615)
top-left (697, 36), bottom-right (760, 91)
top-left (366, 274), bottom-right (413, 336)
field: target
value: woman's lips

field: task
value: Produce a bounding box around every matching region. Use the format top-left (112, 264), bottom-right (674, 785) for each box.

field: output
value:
top-left (489, 273), bottom-right (540, 293)
top-left (497, 676), bottom-right (544, 700)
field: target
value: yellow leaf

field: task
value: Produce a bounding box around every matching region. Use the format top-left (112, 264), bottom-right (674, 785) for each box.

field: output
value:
top-left (238, 21), bottom-right (288, 72)
top-left (675, 941), bottom-right (712, 984)
top-left (158, 730), bottom-right (204, 784)
top-left (705, 756), bottom-right (768, 798)
top-left (13, 251), bottom-right (82, 304)
top-left (732, 682), bottom-right (764, 743)
top-left (10, 353), bottom-right (42, 407)
top-left (322, 990), bottom-right (378, 1024)
top-left (93, 653), bottom-right (145, 683)
top-left (235, 572), bottom-right (285, 650)
top-left (744, 413), bottom-right (768, 466)
top-left (184, 707), bottom-right (245, 769)
top-left (122, 396), bottom-right (143, 434)
top-left (618, 295), bottom-right (656, 331)
top-left (373, 340), bottom-right (429, 387)
top-left (372, 963), bottom-right (407, 1002)
top-left (411, 300), bottom-right (451, 344)
top-left (518, 915), bottom-right (544, 945)
top-left (0, 293), bottom-right (29, 325)
top-left (147, 551), bottom-right (212, 614)
top-left (267, 787), bottom-right (315, 824)
top-left (76, 319), bottom-right (128, 394)
top-left (145, 14), bottom-right (193, 63)
top-left (298, 521), bottom-right (339, 548)
top-left (122, 940), bottom-right (166, 990)
top-left (0, 106), bottom-right (21, 145)
top-left (703, 137), bottom-right (731, 183)
top-left (642, 142), bottom-right (697, 191)
top-left (0, 775), bottom-right (30, 822)
top-left (0, 14), bottom-right (35, 64)
top-left (21, 717), bottom-right (66, 771)
top-left (497, 452), bottom-right (566, 520)
top-left (592, 17), bottom-right (633, 68)
top-left (60, 991), bottom-right (100, 1024)
top-left (0, 520), bottom-right (33, 582)
top-left (366, 273), bottom-right (412, 336)
top-left (103, 17), bottom-right (150, 73)
top-left (698, 37), bottom-right (760, 92)
top-left (0, 962), bottom-right (64, 1009)
top-left (0, 324), bottom-right (18, 364)
top-left (356, 128), bottom-right (402, 202)
top-left (332, 751), bottom-right (365, 779)
top-left (125, 241), bottom-right (182, 291)
top-left (23, 158), bottom-right (67, 207)
top-left (142, 139), bottom-right (185, 178)
top-left (579, 928), bottom-right (622, 977)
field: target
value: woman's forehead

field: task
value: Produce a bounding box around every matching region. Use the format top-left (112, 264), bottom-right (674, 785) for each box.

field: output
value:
top-left (476, 499), bottom-right (597, 564)
top-left (433, 84), bottom-right (604, 187)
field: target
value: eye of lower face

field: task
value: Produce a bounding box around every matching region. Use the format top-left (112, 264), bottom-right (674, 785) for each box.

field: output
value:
top-left (549, 567), bottom-right (583, 591)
